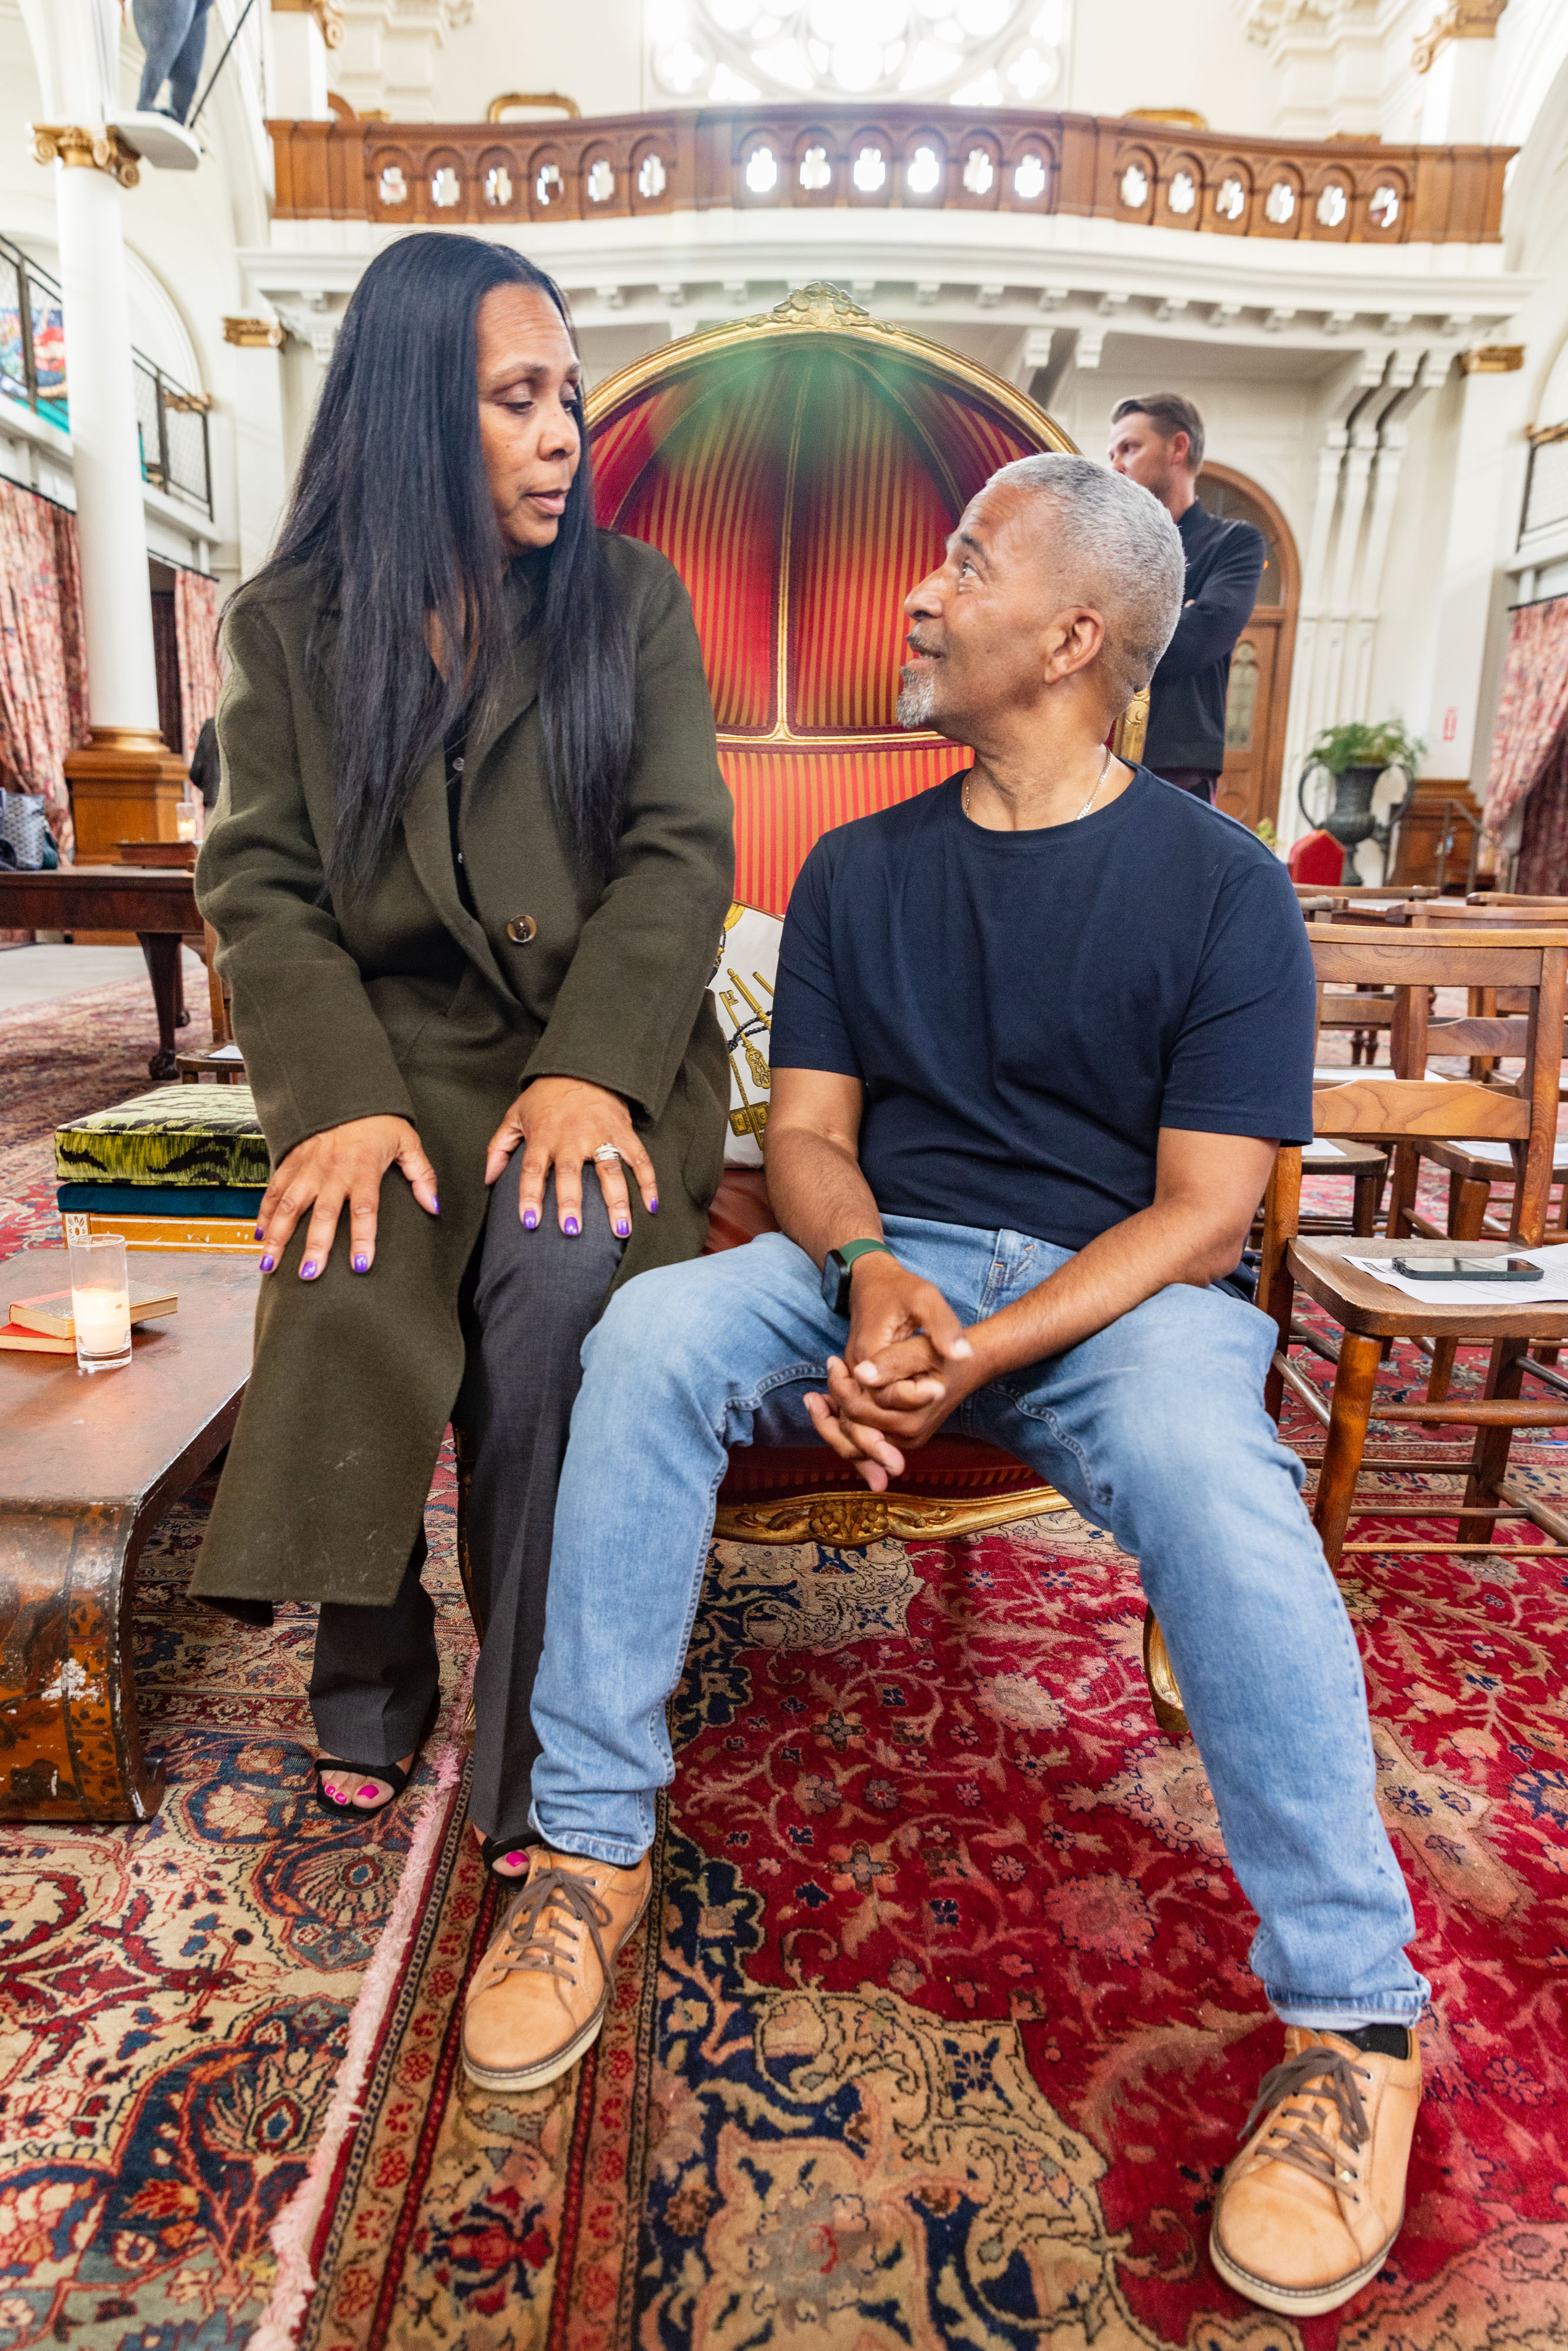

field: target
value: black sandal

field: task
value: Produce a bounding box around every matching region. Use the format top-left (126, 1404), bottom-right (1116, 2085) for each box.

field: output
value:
top-left (312, 1693), bottom-right (440, 1820)
top-left (478, 1832), bottom-right (540, 1879)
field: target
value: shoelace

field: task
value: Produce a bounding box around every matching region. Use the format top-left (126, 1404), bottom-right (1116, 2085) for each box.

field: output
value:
top-left (1241, 2045), bottom-right (1373, 2199)
top-left (485, 1866), bottom-right (612, 1993)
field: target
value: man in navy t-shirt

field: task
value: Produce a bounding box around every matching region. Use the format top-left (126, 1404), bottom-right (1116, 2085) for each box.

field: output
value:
top-left (463, 457), bottom-right (1429, 2320)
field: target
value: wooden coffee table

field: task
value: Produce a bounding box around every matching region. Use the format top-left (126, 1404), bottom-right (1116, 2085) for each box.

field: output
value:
top-left (0, 1248), bottom-right (255, 1823)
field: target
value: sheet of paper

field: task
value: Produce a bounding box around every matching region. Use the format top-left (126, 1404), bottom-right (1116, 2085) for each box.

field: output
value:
top-left (1345, 1244), bottom-right (1568, 1307)
top-left (1311, 1066), bottom-right (1452, 1086)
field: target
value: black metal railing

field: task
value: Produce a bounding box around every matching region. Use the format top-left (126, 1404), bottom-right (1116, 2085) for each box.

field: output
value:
top-left (132, 349), bottom-right (213, 515)
top-left (1, 233), bottom-right (213, 518)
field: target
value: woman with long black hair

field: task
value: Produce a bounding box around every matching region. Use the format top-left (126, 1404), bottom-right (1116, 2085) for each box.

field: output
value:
top-left (193, 235), bottom-right (734, 1871)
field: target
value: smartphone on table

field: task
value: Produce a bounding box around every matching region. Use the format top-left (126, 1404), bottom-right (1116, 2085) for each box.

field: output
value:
top-left (1389, 1255), bottom-right (1544, 1282)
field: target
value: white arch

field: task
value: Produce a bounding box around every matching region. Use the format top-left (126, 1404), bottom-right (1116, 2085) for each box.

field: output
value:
top-left (122, 245), bottom-right (206, 389)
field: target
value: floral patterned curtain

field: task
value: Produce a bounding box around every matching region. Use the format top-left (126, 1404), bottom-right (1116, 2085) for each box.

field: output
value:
top-left (0, 479), bottom-right (89, 859)
top-left (173, 567), bottom-right (221, 760)
top-left (1515, 729), bottom-right (1568, 893)
top-left (1483, 596), bottom-right (1568, 839)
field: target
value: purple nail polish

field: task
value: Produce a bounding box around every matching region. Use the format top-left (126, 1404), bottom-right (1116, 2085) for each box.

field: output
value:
top-left (259, 1255), bottom-right (275, 1274)
top-left (649, 1195), bottom-right (659, 1214)
top-left (358, 1784), bottom-right (380, 1801)
top-left (300, 1260), bottom-right (317, 1279)
top-left (353, 1254), bottom-right (368, 1273)
top-left (332, 1789), bottom-right (347, 1804)
top-left (523, 1208), bottom-right (538, 1230)
top-left (615, 1220), bottom-right (630, 1238)
top-left (505, 1850), bottom-right (525, 1867)
top-left (253, 1225), bottom-right (264, 1241)
top-left (564, 1216), bottom-right (579, 1236)
top-left (432, 1195), bottom-right (440, 1214)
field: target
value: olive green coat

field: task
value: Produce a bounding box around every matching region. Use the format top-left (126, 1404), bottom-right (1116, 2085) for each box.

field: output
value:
top-left (191, 534), bottom-right (735, 1607)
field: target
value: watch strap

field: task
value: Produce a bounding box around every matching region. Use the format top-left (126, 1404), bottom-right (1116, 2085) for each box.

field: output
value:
top-left (828, 1237), bottom-right (893, 1316)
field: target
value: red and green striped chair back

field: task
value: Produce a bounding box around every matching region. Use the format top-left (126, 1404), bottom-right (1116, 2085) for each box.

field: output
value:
top-left (588, 283), bottom-right (1074, 916)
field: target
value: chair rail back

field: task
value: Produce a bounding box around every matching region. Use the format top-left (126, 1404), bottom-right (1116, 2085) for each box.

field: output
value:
top-left (1261, 928), bottom-right (1568, 1304)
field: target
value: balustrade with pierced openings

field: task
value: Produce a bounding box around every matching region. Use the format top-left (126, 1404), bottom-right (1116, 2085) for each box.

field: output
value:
top-left (269, 106), bottom-right (1509, 241)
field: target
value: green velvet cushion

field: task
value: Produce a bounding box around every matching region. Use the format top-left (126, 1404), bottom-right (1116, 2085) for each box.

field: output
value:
top-left (55, 1085), bottom-right (271, 1190)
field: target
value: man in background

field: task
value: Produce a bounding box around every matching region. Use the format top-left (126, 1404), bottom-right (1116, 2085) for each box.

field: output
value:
top-left (1108, 393), bottom-right (1264, 805)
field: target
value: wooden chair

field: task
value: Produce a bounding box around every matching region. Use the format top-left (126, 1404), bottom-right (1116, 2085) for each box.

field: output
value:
top-left (1467, 893), bottom-right (1568, 912)
top-left (584, 281), bottom-right (1124, 1547)
top-left (1264, 925), bottom-right (1568, 1569)
top-left (179, 920), bottom-right (245, 1081)
top-left (1147, 925), bottom-right (1568, 1741)
top-left (203, 919), bottom-right (233, 1047)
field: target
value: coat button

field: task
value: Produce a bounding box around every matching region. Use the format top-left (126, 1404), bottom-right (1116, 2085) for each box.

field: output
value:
top-left (506, 915), bottom-right (538, 945)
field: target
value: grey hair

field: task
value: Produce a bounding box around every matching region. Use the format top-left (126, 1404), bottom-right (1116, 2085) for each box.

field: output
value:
top-left (986, 453), bottom-right (1185, 713)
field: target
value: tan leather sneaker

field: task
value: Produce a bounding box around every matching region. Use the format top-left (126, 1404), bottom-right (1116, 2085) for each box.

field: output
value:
top-left (461, 1847), bottom-right (652, 2092)
top-left (1210, 2025), bottom-right (1422, 2317)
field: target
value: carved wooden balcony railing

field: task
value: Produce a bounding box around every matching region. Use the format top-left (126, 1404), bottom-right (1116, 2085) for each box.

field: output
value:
top-left (269, 105), bottom-right (1509, 245)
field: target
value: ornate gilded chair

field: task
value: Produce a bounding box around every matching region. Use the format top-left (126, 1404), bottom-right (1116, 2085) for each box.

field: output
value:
top-left (588, 283), bottom-right (1144, 1547)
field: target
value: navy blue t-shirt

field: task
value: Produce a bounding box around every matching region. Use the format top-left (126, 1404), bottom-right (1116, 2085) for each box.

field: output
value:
top-left (769, 768), bottom-right (1316, 1252)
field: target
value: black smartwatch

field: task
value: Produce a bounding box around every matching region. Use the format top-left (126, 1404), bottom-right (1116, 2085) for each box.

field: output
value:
top-left (820, 1237), bottom-right (895, 1318)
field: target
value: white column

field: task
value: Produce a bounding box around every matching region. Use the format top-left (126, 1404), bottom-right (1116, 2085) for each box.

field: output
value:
top-left (1419, 360), bottom-right (1530, 785)
top-left (53, 156), bottom-right (162, 735)
top-left (23, 0), bottom-right (188, 865)
top-left (1314, 426), bottom-right (1376, 747)
top-left (269, 5), bottom-right (333, 117)
top-left (1348, 357), bottom-right (1433, 722)
top-left (1419, 36), bottom-right (1495, 144)
top-left (1278, 347), bottom-right (1395, 849)
top-left (223, 322), bottom-right (291, 578)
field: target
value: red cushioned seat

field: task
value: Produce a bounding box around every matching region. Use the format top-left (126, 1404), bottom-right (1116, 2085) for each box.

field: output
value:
top-left (588, 286), bottom-right (1081, 1542)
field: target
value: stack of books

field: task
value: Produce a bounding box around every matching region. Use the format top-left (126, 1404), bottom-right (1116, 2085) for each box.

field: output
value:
top-left (0, 1282), bottom-right (178, 1353)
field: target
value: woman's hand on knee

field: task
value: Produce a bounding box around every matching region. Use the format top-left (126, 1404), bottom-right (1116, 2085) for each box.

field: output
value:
top-left (484, 1077), bottom-right (657, 1237)
top-left (257, 1115), bottom-right (438, 1279)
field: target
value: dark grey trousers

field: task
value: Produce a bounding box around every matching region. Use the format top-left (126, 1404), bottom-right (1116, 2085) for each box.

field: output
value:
top-left (309, 1158), bottom-right (624, 1844)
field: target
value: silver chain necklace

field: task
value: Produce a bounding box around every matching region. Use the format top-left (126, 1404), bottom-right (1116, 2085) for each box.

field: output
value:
top-left (963, 746), bottom-right (1113, 826)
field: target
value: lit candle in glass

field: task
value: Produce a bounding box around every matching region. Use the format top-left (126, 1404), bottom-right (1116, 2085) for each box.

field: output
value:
top-left (65, 1224), bottom-right (133, 1374)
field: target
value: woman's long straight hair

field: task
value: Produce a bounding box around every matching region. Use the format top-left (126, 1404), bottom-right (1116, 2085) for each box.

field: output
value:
top-left (243, 235), bottom-right (634, 899)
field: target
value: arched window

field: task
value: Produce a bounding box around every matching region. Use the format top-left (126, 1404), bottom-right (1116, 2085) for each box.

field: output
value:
top-left (651, 0), bottom-right (1067, 110)
top-left (1195, 472), bottom-right (1282, 605)
top-left (1224, 641), bottom-right (1259, 751)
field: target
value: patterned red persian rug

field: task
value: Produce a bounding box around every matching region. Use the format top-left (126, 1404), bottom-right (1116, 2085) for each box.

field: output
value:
top-left (294, 1396), bottom-right (1568, 2349)
top-left (0, 984), bottom-right (479, 2347)
top-left (5, 982), bottom-right (1567, 2348)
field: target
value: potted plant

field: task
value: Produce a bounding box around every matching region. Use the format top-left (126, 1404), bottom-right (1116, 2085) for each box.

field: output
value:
top-left (1298, 718), bottom-right (1425, 882)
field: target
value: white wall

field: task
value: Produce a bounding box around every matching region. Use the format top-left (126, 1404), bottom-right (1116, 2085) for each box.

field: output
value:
top-left (1065, 0), bottom-right (1283, 132)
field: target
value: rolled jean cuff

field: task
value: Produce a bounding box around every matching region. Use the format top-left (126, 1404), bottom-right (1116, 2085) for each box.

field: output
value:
top-left (528, 1805), bottom-right (651, 1873)
top-left (1268, 1985), bottom-right (1430, 2030)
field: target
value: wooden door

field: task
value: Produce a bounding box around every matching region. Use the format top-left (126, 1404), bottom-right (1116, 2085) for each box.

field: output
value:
top-left (1214, 615), bottom-right (1281, 829)
top-left (1195, 467), bottom-right (1299, 835)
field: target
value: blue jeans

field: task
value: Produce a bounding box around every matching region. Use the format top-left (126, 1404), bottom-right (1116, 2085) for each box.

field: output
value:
top-left (530, 1217), bottom-right (1429, 2025)
top-left (133, 0), bottom-right (212, 119)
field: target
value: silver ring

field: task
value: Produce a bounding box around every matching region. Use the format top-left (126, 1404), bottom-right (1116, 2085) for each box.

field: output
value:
top-left (592, 1144), bottom-right (622, 1164)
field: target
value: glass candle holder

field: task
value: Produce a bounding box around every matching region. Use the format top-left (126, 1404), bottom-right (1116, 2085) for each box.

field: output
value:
top-left (65, 1222), bottom-right (132, 1374)
top-left (176, 802), bottom-right (198, 843)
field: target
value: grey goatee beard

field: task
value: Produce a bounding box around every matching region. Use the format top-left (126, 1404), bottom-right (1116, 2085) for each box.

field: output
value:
top-left (896, 668), bottom-right (937, 728)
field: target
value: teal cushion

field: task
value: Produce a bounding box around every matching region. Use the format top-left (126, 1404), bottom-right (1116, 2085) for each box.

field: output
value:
top-left (57, 1183), bottom-right (264, 1218)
